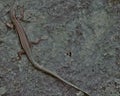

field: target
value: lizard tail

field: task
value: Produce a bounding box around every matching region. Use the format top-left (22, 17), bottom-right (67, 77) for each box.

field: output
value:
top-left (30, 60), bottom-right (90, 96)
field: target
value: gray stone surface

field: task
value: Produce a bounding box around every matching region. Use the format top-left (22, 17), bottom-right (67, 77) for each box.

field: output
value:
top-left (0, 0), bottom-right (120, 96)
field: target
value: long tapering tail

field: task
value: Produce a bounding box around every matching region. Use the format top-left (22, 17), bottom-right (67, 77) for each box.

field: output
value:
top-left (30, 59), bottom-right (89, 96)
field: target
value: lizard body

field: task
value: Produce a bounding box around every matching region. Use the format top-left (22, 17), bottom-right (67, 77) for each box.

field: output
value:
top-left (9, 2), bottom-right (89, 96)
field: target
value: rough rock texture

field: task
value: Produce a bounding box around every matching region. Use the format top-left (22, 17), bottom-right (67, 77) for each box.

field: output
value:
top-left (0, 0), bottom-right (120, 96)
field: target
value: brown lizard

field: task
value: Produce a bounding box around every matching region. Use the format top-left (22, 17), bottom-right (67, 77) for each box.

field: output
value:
top-left (8, 1), bottom-right (89, 96)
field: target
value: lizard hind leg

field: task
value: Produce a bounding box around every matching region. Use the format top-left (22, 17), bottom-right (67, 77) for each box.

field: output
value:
top-left (17, 50), bottom-right (25, 60)
top-left (30, 39), bottom-right (42, 45)
top-left (11, 50), bottom-right (25, 62)
top-left (31, 36), bottom-right (48, 45)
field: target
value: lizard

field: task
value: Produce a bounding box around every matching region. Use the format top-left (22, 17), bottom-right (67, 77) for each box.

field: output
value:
top-left (8, 1), bottom-right (90, 96)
